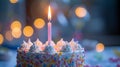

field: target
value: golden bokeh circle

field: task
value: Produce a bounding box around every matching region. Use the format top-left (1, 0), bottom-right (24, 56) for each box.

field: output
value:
top-left (12, 28), bottom-right (22, 38)
top-left (34, 18), bottom-right (45, 29)
top-left (75, 7), bottom-right (87, 18)
top-left (0, 34), bottom-right (4, 45)
top-left (96, 43), bottom-right (104, 52)
top-left (11, 20), bottom-right (22, 30)
top-left (23, 26), bottom-right (34, 37)
top-left (9, 0), bottom-right (18, 4)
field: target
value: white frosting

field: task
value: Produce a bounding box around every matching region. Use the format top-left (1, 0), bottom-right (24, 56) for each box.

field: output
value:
top-left (55, 38), bottom-right (66, 51)
top-left (34, 38), bottom-right (42, 46)
top-left (69, 39), bottom-right (82, 51)
top-left (44, 44), bottom-right (56, 54)
top-left (56, 38), bottom-right (65, 47)
top-left (19, 38), bottom-right (84, 53)
top-left (19, 41), bottom-right (28, 51)
top-left (44, 41), bottom-right (55, 46)
top-left (61, 42), bottom-right (73, 52)
top-left (75, 42), bottom-right (82, 50)
top-left (34, 38), bottom-right (43, 50)
top-left (27, 39), bottom-right (33, 49)
top-left (29, 44), bottom-right (41, 53)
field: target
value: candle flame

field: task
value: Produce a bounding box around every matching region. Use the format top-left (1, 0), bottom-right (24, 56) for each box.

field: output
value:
top-left (48, 5), bottom-right (51, 21)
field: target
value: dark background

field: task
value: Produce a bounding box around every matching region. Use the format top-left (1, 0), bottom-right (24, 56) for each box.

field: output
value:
top-left (0, 0), bottom-right (120, 48)
top-left (25, 0), bottom-right (120, 35)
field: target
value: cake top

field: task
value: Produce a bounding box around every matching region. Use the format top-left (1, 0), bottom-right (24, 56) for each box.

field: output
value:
top-left (18, 38), bottom-right (84, 54)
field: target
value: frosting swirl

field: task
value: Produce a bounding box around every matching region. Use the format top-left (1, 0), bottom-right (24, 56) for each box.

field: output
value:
top-left (75, 42), bottom-right (82, 50)
top-left (61, 42), bottom-right (73, 52)
top-left (19, 41), bottom-right (28, 51)
top-left (27, 39), bottom-right (33, 49)
top-left (69, 39), bottom-right (82, 51)
top-left (34, 38), bottom-right (44, 50)
top-left (44, 44), bottom-right (56, 54)
top-left (29, 44), bottom-right (40, 53)
top-left (34, 38), bottom-right (42, 46)
top-left (44, 41), bottom-right (55, 46)
top-left (55, 38), bottom-right (66, 52)
top-left (56, 38), bottom-right (65, 47)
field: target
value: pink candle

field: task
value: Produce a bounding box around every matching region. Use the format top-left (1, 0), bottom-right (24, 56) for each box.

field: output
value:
top-left (48, 22), bottom-right (52, 43)
top-left (48, 5), bottom-right (52, 43)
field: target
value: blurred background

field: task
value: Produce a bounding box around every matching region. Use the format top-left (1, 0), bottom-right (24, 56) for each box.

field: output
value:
top-left (0, 0), bottom-right (120, 47)
top-left (0, 0), bottom-right (120, 67)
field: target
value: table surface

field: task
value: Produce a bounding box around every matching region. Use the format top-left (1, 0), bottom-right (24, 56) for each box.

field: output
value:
top-left (85, 47), bottom-right (120, 67)
top-left (0, 47), bottom-right (120, 67)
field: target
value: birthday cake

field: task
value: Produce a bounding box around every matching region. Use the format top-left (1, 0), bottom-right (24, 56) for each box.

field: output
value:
top-left (17, 38), bottom-right (85, 67)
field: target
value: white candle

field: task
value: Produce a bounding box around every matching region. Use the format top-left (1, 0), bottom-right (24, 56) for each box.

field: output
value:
top-left (48, 5), bottom-right (52, 43)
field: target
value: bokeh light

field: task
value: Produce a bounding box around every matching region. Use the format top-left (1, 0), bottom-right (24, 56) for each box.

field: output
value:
top-left (9, 0), bottom-right (18, 4)
top-left (5, 30), bottom-right (13, 41)
top-left (75, 7), bottom-right (87, 18)
top-left (34, 18), bottom-right (45, 29)
top-left (96, 43), bottom-right (105, 52)
top-left (0, 34), bottom-right (4, 45)
top-left (23, 26), bottom-right (34, 37)
top-left (10, 20), bottom-right (22, 30)
top-left (12, 28), bottom-right (22, 38)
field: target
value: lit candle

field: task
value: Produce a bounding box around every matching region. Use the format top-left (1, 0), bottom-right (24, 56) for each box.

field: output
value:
top-left (48, 5), bottom-right (52, 44)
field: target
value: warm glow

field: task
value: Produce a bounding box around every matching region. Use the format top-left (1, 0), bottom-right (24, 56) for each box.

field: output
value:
top-left (34, 18), bottom-right (45, 29)
top-left (23, 26), bottom-right (34, 37)
top-left (0, 34), bottom-right (4, 45)
top-left (48, 5), bottom-right (51, 21)
top-left (96, 43), bottom-right (105, 52)
top-left (75, 7), bottom-right (87, 18)
top-left (9, 0), bottom-right (18, 4)
top-left (5, 30), bottom-right (13, 41)
top-left (11, 20), bottom-right (22, 30)
top-left (12, 28), bottom-right (22, 38)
